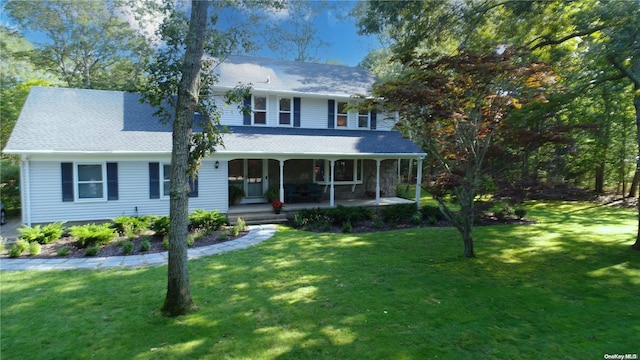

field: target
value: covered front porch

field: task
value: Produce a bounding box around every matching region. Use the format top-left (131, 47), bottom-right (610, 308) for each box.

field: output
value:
top-left (227, 196), bottom-right (415, 225)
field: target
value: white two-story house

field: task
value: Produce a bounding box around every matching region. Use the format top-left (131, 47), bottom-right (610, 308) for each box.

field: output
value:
top-left (3, 56), bottom-right (426, 225)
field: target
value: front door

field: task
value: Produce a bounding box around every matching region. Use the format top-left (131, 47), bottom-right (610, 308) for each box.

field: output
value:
top-left (229, 159), bottom-right (268, 203)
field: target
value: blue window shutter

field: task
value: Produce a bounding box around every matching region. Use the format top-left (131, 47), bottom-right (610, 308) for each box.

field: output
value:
top-left (149, 162), bottom-right (160, 199)
top-left (243, 96), bottom-right (251, 125)
top-left (370, 111), bottom-right (377, 130)
top-left (293, 97), bottom-right (301, 127)
top-left (188, 176), bottom-right (198, 197)
top-left (61, 162), bottom-right (74, 202)
top-left (327, 100), bottom-right (335, 129)
top-left (107, 163), bottom-right (119, 200)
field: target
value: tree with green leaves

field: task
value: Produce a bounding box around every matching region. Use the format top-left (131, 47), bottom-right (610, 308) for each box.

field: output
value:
top-left (137, 0), bottom-right (279, 316)
top-left (368, 49), bottom-right (554, 257)
top-left (5, 0), bottom-right (150, 90)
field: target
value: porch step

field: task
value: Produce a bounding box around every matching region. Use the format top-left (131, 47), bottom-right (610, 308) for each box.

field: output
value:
top-left (227, 211), bottom-right (289, 225)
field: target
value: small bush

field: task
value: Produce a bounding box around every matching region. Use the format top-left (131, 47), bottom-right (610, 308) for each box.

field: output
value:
top-left (341, 221), bottom-right (352, 233)
top-left (218, 231), bottom-right (228, 241)
top-left (140, 237), bottom-right (151, 252)
top-left (380, 203), bottom-right (417, 224)
top-left (421, 205), bottom-right (445, 221)
top-left (189, 209), bottom-right (227, 232)
top-left (85, 246), bottom-right (100, 257)
top-left (150, 216), bottom-right (170, 237)
top-left (28, 242), bottom-right (42, 256)
top-left (372, 218), bottom-right (384, 229)
top-left (162, 235), bottom-right (170, 250)
top-left (0, 237), bottom-right (6, 253)
top-left (9, 239), bottom-right (29, 257)
top-left (70, 223), bottom-right (117, 248)
top-left (515, 208), bottom-right (527, 219)
top-left (231, 218), bottom-right (246, 236)
top-left (112, 216), bottom-right (149, 237)
top-left (122, 240), bottom-right (134, 255)
top-left (293, 208), bottom-right (331, 229)
top-left (18, 222), bottom-right (65, 244)
top-left (56, 245), bottom-right (70, 257)
top-left (327, 205), bottom-right (373, 226)
top-left (411, 212), bottom-right (422, 225)
top-left (187, 230), bottom-right (204, 247)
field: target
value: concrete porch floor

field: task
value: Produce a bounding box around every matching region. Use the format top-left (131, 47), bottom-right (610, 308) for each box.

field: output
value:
top-left (229, 196), bottom-right (415, 214)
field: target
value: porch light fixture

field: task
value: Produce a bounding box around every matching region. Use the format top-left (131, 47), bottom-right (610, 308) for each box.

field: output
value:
top-left (214, 160), bottom-right (220, 169)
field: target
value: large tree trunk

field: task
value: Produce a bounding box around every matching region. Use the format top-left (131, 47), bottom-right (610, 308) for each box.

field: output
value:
top-left (162, 0), bottom-right (208, 316)
top-left (633, 88), bottom-right (640, 251)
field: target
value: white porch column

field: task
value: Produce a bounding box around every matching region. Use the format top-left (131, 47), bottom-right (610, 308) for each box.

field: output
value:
top-left (415, 156), bottom-right (423, 208)
top-left (330, 160), bottom-right (335, 207)
top-left (375, 159), bottom-right (381, 206)
top-left (279, 160), bottom-right (285, 203)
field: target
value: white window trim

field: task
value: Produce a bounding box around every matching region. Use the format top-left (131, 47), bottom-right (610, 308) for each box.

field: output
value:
top-left (313, 159), bottom-right (363, 185)
top-left (252, 95), bottom-right (268, 126)
top-left (74, 162), bottom-right (107, 202)
top-left (161, 163), bottom-right (171, 199)
top-left (278, 97), bottom-right (293, 126)
top-left (335, 101), bottom-right (349, 128)
top-left (358, 110), bottom-right (371, 129)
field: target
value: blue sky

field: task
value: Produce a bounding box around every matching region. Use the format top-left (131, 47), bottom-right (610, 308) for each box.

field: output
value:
top-left (1, 0), bottom-right (380, 67)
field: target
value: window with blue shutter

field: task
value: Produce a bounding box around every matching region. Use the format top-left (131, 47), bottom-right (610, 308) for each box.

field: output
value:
top-left (293, 97), bottom-right (301, 127)
top-left (61, 163), bottom-right (74, 202)
top-left (149, 162), bottom-right (160, 199)
top-left (327, 100), bottom-right (335, 128)
top-left (106, 162), bottom-right (118, 200)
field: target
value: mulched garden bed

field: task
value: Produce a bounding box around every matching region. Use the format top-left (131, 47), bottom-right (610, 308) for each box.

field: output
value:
top-left (1, 229), bottom-right (248, 259)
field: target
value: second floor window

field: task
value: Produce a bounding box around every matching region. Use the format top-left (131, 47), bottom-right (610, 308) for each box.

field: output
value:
top-left (358, 110), bottom-right (370, 129)
top-left (279, 98), bottom-right (292, 125)
top-left (336, 101), bottom-right (348, 128)
top-left (253, 96), bottom-right (267, 125)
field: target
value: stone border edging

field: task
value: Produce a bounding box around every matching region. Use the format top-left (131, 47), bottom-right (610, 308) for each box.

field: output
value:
top-left (0, 224), bottom-right (277, 271)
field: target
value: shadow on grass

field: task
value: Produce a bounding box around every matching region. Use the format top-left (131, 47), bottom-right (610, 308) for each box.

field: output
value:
top-left (1, 201), bottom-right (639, 359)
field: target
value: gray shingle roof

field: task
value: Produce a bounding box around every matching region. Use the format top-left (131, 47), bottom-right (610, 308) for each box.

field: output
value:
top-left (4, 86), bottom-right (424, 158)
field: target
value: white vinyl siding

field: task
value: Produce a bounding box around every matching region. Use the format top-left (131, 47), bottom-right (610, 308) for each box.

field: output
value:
top-left (25, 158), bottom-right (228, 224)
top-left (300, 98), bottom-right (328, 128)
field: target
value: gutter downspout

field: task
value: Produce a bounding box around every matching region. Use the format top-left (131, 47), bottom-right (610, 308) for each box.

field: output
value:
top-left (21, 156), bottom-right (31, 226)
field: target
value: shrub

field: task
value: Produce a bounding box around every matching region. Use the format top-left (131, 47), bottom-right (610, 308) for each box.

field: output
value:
top-left (515, 208), bottom-right (527, 219)
top-left (85, 246), bottom-right (100, 256)
top-left (293, 208), bottom-right (330, 229)
top-left (218, 231), bottom-right (228, 241)
top-left (189, 209), bottom-right (227, 232)
top-left (327, 205), bottom-right (373, 226)
top-left (421, 205), bottom-right (445, 221)
top-left (18, 222), bottom-right (65, 244)
top-left (341, 221), bottom-right (352, 233)
top-left (70, 223), bottom-right (117, 248)
top-left (162, 235), bottom-right (170, 250)
top-left (0, 237), bottom-right (5, 253)
top-left (380, 203), bottom-right (417, 224)
top-left (56, 245), bottom-right (70, 257)
top-left (140, 237), bottom-right (151, 252)
top-left (28, 242), bottom-right (42, 256)
top-left (411, 212), bottom-right (422, 225)
top-left (121, 240), bottom-right (134, 255)
top-left (231, 218), bottom-right (246, 236)
top-left (9, 239), bottom-right (29, 257)
top-left (150, 216), bottom-right (170, 237)
top-left (111, 216), bottom-right (149, 236)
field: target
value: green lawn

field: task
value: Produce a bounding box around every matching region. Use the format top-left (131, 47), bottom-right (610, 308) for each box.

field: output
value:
top-left (1, 201), bottom-right (638, 359)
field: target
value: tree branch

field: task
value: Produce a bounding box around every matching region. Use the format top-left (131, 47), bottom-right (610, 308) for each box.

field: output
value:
top-left (529, 24), bottom-right (609, 50)
top-left (608, 55), bottom-right (640, 88)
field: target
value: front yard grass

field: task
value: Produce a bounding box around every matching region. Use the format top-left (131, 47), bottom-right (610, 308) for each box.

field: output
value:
top-left (1, 201), bottom-right (638, 359)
